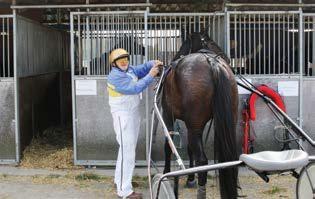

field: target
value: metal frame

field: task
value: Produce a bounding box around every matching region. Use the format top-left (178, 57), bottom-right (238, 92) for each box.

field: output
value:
top-left (0, 13), bottom-right (18, 164)
top-left (68, 7), bottom-right (315, 166)
top-left (11, 3), bottom-right (152, 9)
top-left (70, 10), bottom-right (148, 165)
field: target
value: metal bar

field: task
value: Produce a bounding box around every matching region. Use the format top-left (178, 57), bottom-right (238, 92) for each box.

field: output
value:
top-left (239, 14), bottom-right (242, 74)
top-left (298, 9), bottom-right (303, 127)
top-left (293, 14), bottom-right (295, 74)
top-left (273, 14), bottom-right (276, 74)
top-left (263, 14), bottom-right (266, 74)
top-left (283, 14), bottom-right (285, 74)
top-left (306, 16), bottom-right (310, 76)
top-left (155, 160), bottom-right (243, 199)
top-left (149, 13), bottom-right (225, 17)
top-left (226, 3), bottom-right (315, 7)
top-left (244, 14), bottom-right (247, 74)
top-left (70, 13), bottom-right (78, 164)
top-left (13, 9), bottom-right (19, 163)
top-left (287, 14), bottom-right (290, 74)
top-left (101, 15), bottom-right (104, 75)
top-left (213, 14), bottom-right (216, 41)
top-left (234, 14), bottom-right (238, 73)
top-left (7, 17), bottom-right (10, 77)
top-left (313, 17), bottom-right (315, 77)
top-left (97, 15), bottom-right (100, 75)
top-left (268, 14), bottom-right (271, 74)
top-left (78, 14), bottom-right (82, 75)
top-left (3, 18), bottom-right (5, 76)
top-left (225, 8), bottom-right (230, 57)
top-left (253, 14), bottom-right (256, 74)
top-left (144, 11), bottom-right (150, 188)
top-left (249, 14), bottom-right (252, 74)
top-left (278, 15), bottom-right (280, 74)
top-left (0, 15), bottom-right (14, 18)
top-left (11, 3), bottom-right (152, 9)
top-left (228, 11), bottom-right (300, 15)
top-left (258, 14), bottom-right (261, 75)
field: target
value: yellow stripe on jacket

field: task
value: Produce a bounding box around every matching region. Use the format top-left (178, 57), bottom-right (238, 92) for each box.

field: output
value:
top-left (107, 83), bottom-right (123, 97)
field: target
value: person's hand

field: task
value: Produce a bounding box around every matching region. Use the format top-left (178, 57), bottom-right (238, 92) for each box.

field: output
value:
top-left (154, 60), bottom-right (163, 68)
top-left (149, 65), bottom-right (160, 77)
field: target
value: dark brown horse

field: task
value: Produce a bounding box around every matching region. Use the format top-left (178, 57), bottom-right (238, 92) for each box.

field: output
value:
top-left (161, 31), bottom-right (239, 199)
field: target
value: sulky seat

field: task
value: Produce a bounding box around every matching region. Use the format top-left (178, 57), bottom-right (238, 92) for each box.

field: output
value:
top-left (240, 150), bottom-right (309, 172)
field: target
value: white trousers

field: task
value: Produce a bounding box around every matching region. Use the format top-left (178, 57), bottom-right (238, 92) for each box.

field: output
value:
top-left (111, 109), bottom-right (141, 197)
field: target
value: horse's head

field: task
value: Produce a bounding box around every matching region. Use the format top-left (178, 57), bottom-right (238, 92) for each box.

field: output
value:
top-left (190, 31), bottom-right (211, 53)
top-left (173, 28), bottom-right (229, 63)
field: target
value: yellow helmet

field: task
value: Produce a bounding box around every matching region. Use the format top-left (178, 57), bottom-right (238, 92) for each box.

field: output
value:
top-left (109, 48), bottom-right (129, 64)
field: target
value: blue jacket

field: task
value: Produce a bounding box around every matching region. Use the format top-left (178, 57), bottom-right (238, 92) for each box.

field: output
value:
top-left (107, 61), bottom-right (155, 96)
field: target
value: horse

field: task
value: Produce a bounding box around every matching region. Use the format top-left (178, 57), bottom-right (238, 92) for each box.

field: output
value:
top-left (160, 31), bottom-right (239, 199)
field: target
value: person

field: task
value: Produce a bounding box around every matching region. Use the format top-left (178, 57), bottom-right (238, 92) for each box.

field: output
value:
top-left (107, 48), bottom-right (163, 199)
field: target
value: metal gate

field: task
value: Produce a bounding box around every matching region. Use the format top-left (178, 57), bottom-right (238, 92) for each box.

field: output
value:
top-left (70, 11), bottom-right (226, 165)
top-left (0, 14), bottom-right (17, 164)
top-left (70, 11), bottom-right (148, 165)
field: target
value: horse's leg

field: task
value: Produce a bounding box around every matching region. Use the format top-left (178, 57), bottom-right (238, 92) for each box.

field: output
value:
top-left (188, 129), bottom-right (208, 199)
top-left (186, 145), bottom-right (196, 188)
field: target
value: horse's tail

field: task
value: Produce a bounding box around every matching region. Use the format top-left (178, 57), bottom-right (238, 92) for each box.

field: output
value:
top-left (210, 65), bottom-right (238, 199)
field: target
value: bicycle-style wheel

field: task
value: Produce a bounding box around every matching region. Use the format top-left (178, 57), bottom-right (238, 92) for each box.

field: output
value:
top-left (296, 162), bottom-right (315, 199)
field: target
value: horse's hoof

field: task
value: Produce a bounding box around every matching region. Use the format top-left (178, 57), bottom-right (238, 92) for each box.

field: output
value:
top-left (197, 185), bottom-right (206, 199)
top-left (185, 179), bottom-right (197, 188)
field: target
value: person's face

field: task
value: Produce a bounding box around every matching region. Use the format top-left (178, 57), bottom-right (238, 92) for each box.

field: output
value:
top-left (115, 57), bottom-right (129, 71)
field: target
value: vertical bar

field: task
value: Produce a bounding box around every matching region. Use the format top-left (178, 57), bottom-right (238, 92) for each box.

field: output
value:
top-left (70, 13), bottom-right (77, 164)
top-left (213, 13), bottom-right (216, 41)
top-left (283, 14), bottom-right (285, 74)
top-left (218, 14), bottom-right (221, 46)
top-left (307, 16), bottom-right (310, 76)
top-left (288, 14), bottom-right (291, 74)
top-left (184, 16), bottom-right (187, 41)
top-left (225, 8), bottom-right (230, 58)
top-left (249, 14), bottom-right (252, 74)
top-left (298, 9), bottom-right (304, 127)
top-left (13, 10), bottom-right (20, 163)
top-left (263, 14), bottom-right (266, 74)
top-left (253, 14), bottom-right (256, 74)
top-left (144, 11), bottom-right (149, 168)
top-left (293, 14), bottom-right (295, 74)
top-left (97, 15), bottom-right (100, 75)
top-left (313, 16), bottom-right (315, 77)
top-left (3, 18), bottom-right (5, 75)
top-left (7, 17), bottom-right (10, 77)
top-left (278, 14), bottom-right (281, 74)
top-left (174, 16), bottom-right (177, 59)
top-left (101, 14), bottom-right (105, 75)
top-left (273, 13), bottom-right (276, 74)
top-left (258, 14), bottom-right (261, 75)
top-left (234, 14), bottom-right (238, 73)
top-left (244, 14), bottom-right (247, 74)
top-left (268, 14), bottom-right (271, 74)
top-left (78, 14), bottom-right (81, 75)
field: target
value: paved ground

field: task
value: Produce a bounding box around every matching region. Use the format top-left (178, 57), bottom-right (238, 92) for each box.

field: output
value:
top-left (0, 165), bottom-right (296, 199)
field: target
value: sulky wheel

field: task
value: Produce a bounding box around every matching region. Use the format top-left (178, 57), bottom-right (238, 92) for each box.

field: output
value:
top-left (296, 162), bottom-right (315, 199)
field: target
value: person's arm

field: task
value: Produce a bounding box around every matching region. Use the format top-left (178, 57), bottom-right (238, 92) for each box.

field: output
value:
top-left (133, 61), bottom-right (155, 78)
top-left (111, 72), bottom-right (154, 95)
